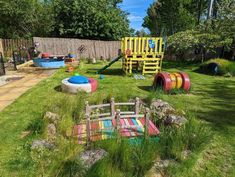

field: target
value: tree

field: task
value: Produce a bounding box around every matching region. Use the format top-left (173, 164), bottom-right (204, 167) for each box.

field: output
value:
top-left (135, 29), bottom-right (149, 37)
top-left (0, 0), bottom-right (54, 38)
top-left (52, 0), bottom-right (131, 40)
top-left (143, 0), bottom-right (208, 36)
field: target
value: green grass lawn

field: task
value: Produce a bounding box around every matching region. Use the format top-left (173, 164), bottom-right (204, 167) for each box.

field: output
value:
top-left (0, 60), bottom-right (234, 177)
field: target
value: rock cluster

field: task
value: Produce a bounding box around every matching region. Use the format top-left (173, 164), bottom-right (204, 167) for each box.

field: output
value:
top-left (44, 111), bottom-right (60, 142)
top-left (31, 140), bottom-right (54, 150)
top-left (79, 149), bottom-right (108, 169)
top-left (150, 99), bottom-right (187, 127)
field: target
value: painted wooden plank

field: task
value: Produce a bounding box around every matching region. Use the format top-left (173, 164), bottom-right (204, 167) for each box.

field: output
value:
top-left (135, 118), bottom-right (145, 134)
top-left (127, 118), bottom-right (137, 136)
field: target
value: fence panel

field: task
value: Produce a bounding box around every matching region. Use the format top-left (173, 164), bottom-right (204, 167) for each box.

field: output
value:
top-left (0, 52), bottom-right (5, 76)
top-left (2, 38), bottom-right (33, 57)
top-left (33, 37), bottom-right (121, 60)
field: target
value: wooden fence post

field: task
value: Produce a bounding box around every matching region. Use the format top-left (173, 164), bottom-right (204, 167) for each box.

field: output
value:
top-left (135, 97), bottom-right (140, 115)
top-left (144, 108), bottom-right (150, 137)
top-left (116, 109), bottom-right (121, 141)
top-left (85, 101), bottom-right (91, 146)
top-left (110, 97), bottom-right (115, 117)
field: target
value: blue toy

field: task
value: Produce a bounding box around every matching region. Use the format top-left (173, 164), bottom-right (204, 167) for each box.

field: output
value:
top-left (99, 75), bottom-right (105, 80)
top-left (68, 76), bottom-right (89, 84)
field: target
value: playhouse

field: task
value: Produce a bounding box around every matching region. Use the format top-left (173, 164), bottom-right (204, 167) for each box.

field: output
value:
top-left (97, 37), bottom-right (164, 75)
top-left (121, 37), bottom-right (164, 75)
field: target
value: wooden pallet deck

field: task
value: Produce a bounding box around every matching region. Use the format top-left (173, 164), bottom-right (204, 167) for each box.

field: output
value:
top-left (73, 117), bottom-right (160, 144)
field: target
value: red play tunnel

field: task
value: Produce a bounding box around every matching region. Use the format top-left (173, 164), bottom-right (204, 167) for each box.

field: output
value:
top-left (153, 72), bottom-right (190, 92)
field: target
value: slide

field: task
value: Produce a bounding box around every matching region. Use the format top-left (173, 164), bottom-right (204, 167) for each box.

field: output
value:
top-left (97, 55), bottom-right (123, 74)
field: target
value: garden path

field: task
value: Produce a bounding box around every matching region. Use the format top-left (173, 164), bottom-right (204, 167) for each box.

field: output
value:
top-left (0, 70), bottom-right (55, 111)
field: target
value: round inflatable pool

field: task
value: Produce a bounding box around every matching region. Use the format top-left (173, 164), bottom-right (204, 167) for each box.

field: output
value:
top-left (33, 58), bottom-right (65, 68)
top-left (61, 76), bottom-right (98, 93)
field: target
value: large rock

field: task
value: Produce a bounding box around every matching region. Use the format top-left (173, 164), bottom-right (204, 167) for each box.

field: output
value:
top-left (150, 99), bottom-right (175, 119)
top-left (150, 99), bottom-right (187, 127)
top-left (146, 159), bottom-right (172, 177)
top-left (44, 112), bottom-right (60, 124)
top-left (79, 149), bottom-right (108, 169)
top-left (164, 114), bottom-right (187, 127)
top-left (31, 140), bottom-right (54, 150)
top-left (47, 123), bottom-right (56, 142)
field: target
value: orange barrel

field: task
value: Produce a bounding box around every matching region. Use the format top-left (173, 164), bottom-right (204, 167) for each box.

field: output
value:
top-left (153, 72), bottom-right (172, 92)
top-left (178, 72), bottom-right (190, 91)
top-left (174, 73), bottom-right (183, 89)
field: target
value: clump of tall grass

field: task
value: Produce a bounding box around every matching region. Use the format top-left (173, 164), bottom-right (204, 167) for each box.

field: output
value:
top-left (89, 138), bottom-right (159, 177)
top-left (157, 114), bottom-right (212, 161)
top-left (28, 93), bottom-right (87, 176)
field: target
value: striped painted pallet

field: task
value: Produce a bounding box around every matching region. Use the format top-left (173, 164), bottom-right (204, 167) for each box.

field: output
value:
top-left (73, 117), bottom-right (160, 144)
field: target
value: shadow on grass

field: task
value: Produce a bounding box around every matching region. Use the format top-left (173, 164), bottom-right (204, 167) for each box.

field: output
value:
top-left (87, 68), bottom-right (124, 76)
top-left (163, 61), bottom-right (199, 70)
top-left (54, 85), bottom-right (62, 92)
top-left (138, 86), bottom-right (154, 92)
top-left (196, 79), bottom-right (235, 132)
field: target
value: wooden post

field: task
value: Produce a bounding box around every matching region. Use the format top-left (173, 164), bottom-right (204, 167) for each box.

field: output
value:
top-left (86, 113), bottom-right (91, 146)
top-left (144, 108), bottom-right (150, 137)
top-left (85, 101), bottom-right (91, 145)
top-left (110, 97), bottom-right (115, 118)
top-left (135, 97), bottom-right (140, 115)
top-left (85, 101), bottom-right (89, 115)
top-left (116, 109), bottom-right (121, 141)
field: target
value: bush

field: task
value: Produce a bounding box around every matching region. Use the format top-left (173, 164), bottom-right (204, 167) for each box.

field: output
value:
top-left (167, 30), bottom-right (233, 61)
top-left (200, 58), bottom-right (235, 76)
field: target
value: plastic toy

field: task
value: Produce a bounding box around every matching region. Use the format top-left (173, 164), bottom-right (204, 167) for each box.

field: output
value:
top-left (153, 72), bottom-right (190, 92)
top-left (33, 58), bottom-right (65, 68)
top-left (99, 75), bottom-right (105, 80)
top-left (66, 66), bottom-right (74, 73)
top-left (61, 76), bottom-right (98, 93)
top-left (41, 52), bottom-right (50, 58)
top-left (74, 72), bottom-right (80, 76)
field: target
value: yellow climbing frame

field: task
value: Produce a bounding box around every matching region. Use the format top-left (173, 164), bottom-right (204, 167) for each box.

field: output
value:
top-left (121, 37), bottom-right (164, 75)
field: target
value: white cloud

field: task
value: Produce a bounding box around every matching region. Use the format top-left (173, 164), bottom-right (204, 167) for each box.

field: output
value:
top-left (128, 15), bottom-right (143, 22)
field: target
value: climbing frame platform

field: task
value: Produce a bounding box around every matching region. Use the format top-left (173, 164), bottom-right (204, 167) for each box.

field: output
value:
top-left (121, 37), bottom-right (164, 75)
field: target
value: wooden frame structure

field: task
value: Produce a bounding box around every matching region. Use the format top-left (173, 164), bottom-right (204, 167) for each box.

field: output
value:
top-left (121, 37), bottom-right (164, 75)
top-left (73, 97), bottom-right (160, 145)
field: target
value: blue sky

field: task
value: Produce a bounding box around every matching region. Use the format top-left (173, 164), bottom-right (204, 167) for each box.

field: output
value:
top-left (119, 0), bottom-right (153, 31)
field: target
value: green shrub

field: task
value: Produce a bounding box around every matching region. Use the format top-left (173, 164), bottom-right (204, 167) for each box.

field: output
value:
top-left (167, 30), bottom-right (233, 61)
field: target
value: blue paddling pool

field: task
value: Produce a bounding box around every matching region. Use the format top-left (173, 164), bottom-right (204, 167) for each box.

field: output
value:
top-left (33, 58), bottom-right (65, 68)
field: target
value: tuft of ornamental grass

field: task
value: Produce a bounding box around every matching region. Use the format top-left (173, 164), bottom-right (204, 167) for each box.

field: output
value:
top-left (88, 138), bottom-right (159, 177)
top-left (157, 114), bottom-right (212, 162)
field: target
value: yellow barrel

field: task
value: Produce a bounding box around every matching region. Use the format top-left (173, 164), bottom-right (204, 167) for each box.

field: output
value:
top-left (174, 73), bottom-right (183, 88)
top-left (169, 73), bottom-right (177, 89)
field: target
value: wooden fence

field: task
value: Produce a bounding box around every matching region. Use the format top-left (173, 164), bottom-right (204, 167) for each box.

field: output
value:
top-left (0, 39), bottom-right (4, 57)
top-left (2, 38), bottom-right (33, 57)
top-left (0, 37), bottom-right (121, 59)
top-left (33, 37), bottom-right (121, 59)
